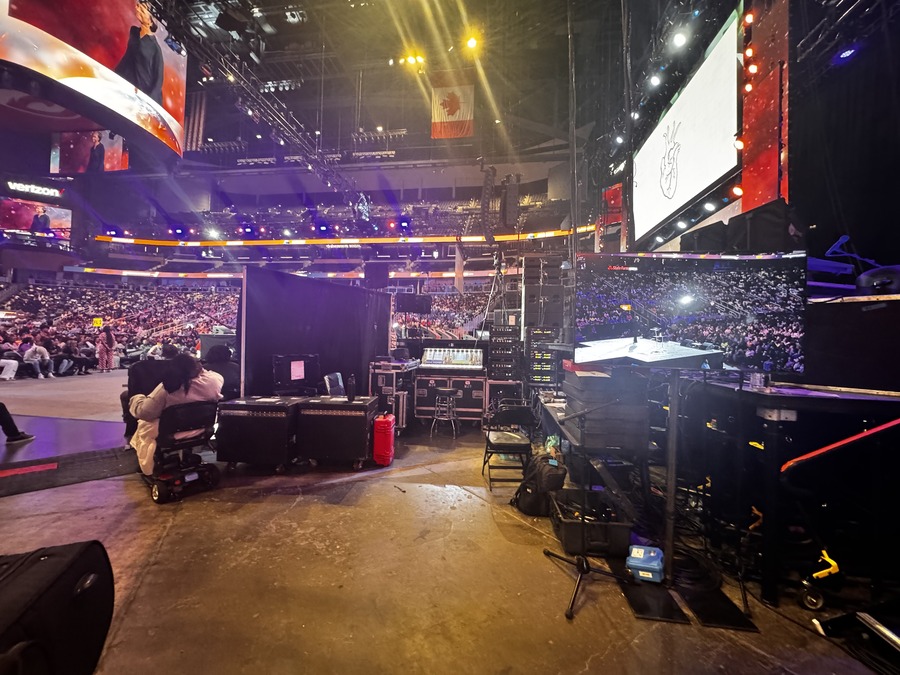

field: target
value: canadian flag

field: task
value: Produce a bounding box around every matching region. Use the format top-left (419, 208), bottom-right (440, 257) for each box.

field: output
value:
top-left (431, 71), bottom-right (474, 139)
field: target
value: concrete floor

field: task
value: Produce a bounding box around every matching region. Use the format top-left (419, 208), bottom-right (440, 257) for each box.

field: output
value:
top-left (0, 373), bottom-right (872, 674)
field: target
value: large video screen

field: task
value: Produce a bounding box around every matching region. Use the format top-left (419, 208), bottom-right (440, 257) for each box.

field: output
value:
top-left (633, 15), bottom-right (739, 241)
top-left (0, 0), bottom-right (186, 155)
top-left (0, 196), bottom-right (72, 239)
top-left (51, 131), bottom-right (129, 174)
top-left (575, 253), bottom-right (806, 374)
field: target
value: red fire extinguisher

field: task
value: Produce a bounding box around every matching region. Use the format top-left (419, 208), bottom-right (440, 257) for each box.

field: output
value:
top-left (373, 413), bottom-right (395, 466)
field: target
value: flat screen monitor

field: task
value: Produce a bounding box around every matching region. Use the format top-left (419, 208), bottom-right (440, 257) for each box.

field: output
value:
top-left (574, 252), bottom-right (807, 375)
top-left (272, 353), bottom-right (320, 393)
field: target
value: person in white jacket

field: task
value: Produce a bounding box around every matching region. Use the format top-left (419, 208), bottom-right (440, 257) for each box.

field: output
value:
top-left (129, 353), bottom-right (223, 476)
top-left (23, 344), bottom-right (54, 379)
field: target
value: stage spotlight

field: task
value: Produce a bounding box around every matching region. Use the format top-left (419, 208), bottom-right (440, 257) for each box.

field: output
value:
top-left (615, 135), bottom-right (624, 144)
top-left (416, 55), bottom-right (424, 63)
top-left (745, 46), bottom-right (754, 58)
top-left (207, 229), bottom-right (219, 239)
top-left (432, 250), bottom-right (439, 259)
top-left (631, 111), bottom-right (640, 120)
top-left (744, 12), bottom-right (754, 24)
top-left (655, 235), bottom-right (665, 243)
top-left (672, 32), bottom-right (687, 48)
top-left (677, 221), bottom-right (687, 229)
top-left (650, 74), bottom-right (661, 87)
top-left (734, 138), bottom-right (745, 150)
top-left (467, 37), bottom-right (477, 49)
top-left (283, 229), bottom-right (292, 237)
top-left (744, 82), bottom-right (753, 92)
top-left (398, 57), bottom-right (405, 64)
top-left (678, 294), bottom-right (693, 305)
top-left (748, 63), bottom-right (759, 74)
top-left (376, 125), bottom-right (384, 132)
top-left (732, 185), bottom-right (744, 196)
top-left (703, 202), bottom-right (716, 212)
top-left (255, 133), bottom-right (262, 139)
top-left (164, 36), bottom-right (186, 56)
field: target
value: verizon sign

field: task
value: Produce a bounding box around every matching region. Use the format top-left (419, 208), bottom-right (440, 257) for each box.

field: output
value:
top-left (6, 181), bottom-right (64, 199)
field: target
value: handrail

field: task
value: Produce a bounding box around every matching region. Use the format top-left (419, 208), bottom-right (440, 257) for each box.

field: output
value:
top-left (780, 416), bottom-right (900, 474)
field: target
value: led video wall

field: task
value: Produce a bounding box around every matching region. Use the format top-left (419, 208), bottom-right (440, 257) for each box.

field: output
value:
top-left (0, 0), bottom-right (186, 155)
top-left (0, 196), bottom-right (72, 239)
top-left (633, 15), bottom-right (739, 241)
top-left (575, 253), bottom-right (806, 375)
top-left (51, 130), bottom-right (129, 174)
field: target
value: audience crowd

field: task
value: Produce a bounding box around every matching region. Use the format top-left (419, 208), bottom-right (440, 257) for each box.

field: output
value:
top-left (1, 282), bottom-right (240, 380)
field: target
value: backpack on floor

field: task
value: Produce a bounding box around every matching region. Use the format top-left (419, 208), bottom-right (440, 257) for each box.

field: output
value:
top-left (510, 455), bottom-right (567, 517)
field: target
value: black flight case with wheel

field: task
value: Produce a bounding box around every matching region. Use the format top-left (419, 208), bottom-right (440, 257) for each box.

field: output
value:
top-left (215, 396), bottom-right (308, 473)
top-left (0, 540), bottom-right (115, 675)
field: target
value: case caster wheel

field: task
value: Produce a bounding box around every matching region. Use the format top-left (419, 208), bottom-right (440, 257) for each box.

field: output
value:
top-left (204, 464), bottom-right (221, 488)
top-left (353, 460), bottom-right (364, 471)
top-left (798, 586), bottom-right (826, 611)
top-left (226, 462), bottom-right (237, 473)
top-left (308, 458), bottom-right (318, 468)
top-left (151, 482), bottom-right (170, 504)
top-left (275, 464), bottom-right (287, 475)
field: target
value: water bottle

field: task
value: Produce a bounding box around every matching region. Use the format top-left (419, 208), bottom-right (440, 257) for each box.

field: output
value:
top-left (346, 374), bottom-right (356, 403)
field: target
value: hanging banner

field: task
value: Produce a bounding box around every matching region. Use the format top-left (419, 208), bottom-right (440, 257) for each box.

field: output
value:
top-left (431, 70), bottom-right (475, 139)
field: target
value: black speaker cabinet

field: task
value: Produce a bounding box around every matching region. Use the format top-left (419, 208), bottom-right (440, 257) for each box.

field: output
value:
top-left (297, 396), bottom-right (378, 463)
top-left (364, 262), bottom-right (390, 289)
top-left (216, 396), bottom-right (307, 467)
top-left (680, 221), bottom-right (727, 252)
top-left (724, 198), bottom-right (804, 253)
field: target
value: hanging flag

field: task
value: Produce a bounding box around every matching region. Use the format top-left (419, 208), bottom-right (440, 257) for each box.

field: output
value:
top-left (431, 71), bottom-right (475, 139)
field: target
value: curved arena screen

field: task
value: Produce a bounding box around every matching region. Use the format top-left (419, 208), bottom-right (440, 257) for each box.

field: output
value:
top-left (0, 0), bottom-right (186, 155)
top-left (633, 15), bottom-right (739, 241)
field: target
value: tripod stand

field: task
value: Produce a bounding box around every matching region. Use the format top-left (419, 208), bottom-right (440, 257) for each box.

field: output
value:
top-left (543, 407), bottom-right (633, 620)
top-left (543, 547), bottom-right (625, 620)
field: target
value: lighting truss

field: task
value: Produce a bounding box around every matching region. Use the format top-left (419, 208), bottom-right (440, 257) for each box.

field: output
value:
top-left (797, 0), bottom-right (899, 64)
top-left (144, 0), bottom-right (365, 205)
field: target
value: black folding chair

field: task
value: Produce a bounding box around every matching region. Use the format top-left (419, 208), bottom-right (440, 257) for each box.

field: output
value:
top-left (482, 399), bottom-right (539, 490)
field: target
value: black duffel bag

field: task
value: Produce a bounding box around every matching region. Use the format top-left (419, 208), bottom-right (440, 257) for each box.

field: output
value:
top-left (510, 454), bottom-right (567, 517)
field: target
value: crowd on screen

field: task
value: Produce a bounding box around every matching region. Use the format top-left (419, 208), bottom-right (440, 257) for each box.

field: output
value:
top-left (576, 265), bottom-right (806, 372)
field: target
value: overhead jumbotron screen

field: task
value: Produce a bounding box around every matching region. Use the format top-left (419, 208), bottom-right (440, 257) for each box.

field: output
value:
top-left (633, 15), bottom-right (739, 241)
top-left (0, 0), bottom-right (186, 155)
top-left (574, 253), bottom-right (806, 375)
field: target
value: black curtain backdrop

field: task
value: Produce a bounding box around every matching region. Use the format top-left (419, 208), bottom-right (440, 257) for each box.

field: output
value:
top-left (240, 267), bottom-right (390, 396)
top-left (790, 13), bottom-right (900, 266)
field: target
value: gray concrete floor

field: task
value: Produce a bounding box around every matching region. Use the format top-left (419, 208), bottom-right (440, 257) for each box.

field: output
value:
top-left (0, 373), bottom-right (872, 674)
